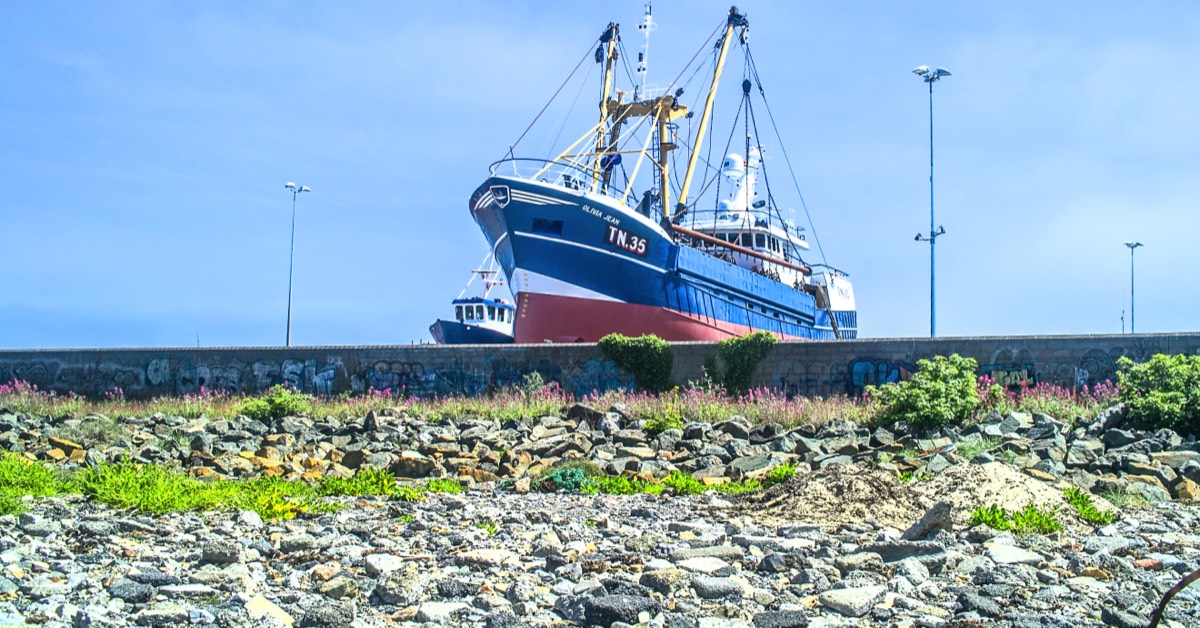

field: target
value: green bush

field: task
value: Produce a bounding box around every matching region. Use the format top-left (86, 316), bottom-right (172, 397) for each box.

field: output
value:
top-left (662, 470), bottom-right (706, 496)
top-left (238, 384), bottom-right (313, 420)
top-left (599, 334), bottom-right (673, 392)
top-left (1117, 354), bottom-right (1200, 435)
top-left (1063, 486), bottom-right (1118, 525)
top-left (424, 478), bottom-right (464, 494)
top-left (763, 464), bottom-right (796, 488)
top-left (642, 397), bottom-right (684, 436)
top-left (716, 331), bottom-right (777, 396)
top-left (969, 502), bottom-right (1062, 534)
top-left (868, 354), bottom-right (979, 429)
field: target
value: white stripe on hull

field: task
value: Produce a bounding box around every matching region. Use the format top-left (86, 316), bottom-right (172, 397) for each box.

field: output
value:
top-left (509, 268), bottom-right (622, 303)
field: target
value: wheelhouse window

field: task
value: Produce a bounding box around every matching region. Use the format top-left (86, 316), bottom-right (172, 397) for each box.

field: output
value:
top-left (465, 307), bottom-right (474, 320)
top-left (755, 233), bottom-right (766, 249)
top-left (487, 305), bottom-right (496, 320)
top-left (455, 306), bottom-right (464, 321)
top-left (476, 305), bottom-right (484, 319)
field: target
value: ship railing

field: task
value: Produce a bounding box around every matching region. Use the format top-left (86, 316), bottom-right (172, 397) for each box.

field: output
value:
top-left (489, 158), bottom-right (631, 206)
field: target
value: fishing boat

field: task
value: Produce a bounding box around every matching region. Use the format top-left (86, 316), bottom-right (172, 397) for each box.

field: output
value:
top-left (470, 4), bottom-right (857, 343)
top-left (429, 256), bottom-right (516, 345)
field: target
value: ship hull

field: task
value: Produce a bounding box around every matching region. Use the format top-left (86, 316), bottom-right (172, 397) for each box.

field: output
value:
top-left (429, 320), bottom-right (514, 345)
top-left (470, 176), bottom-right (856, 343)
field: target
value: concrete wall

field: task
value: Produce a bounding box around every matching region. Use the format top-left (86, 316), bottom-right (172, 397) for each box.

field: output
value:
top-left (1, 333), bottom-right (1198, 400)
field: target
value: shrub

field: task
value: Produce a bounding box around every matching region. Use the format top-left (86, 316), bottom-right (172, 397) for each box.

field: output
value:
top-left (642, 396), bottom-right (684, 436)
top-left (1117, 354), bottom-right (1200, 435)
top-left (424, 478), bottom-right (464, 494)
top-left (869, 354), bottom-right (979, 429)
top-left (237, 384), bottom-right (313, 421)
top-left (599, 334), bottom-right (673, 392)
top-left (1063, 486), bottom-right (1118, 525)
top-left (662, 470), bottom-right (706, 496)
top-left (969, 502), bottom-right (1062, 534)
top-left (717, 331), bottom-right (777, 396)
top-left (317, 468), bottom-right (398, 497)
top-left (764, 464), bottom-right (796, 488)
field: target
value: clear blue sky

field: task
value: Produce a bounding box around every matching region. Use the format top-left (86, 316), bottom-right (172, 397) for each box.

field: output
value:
top-left (3, 1), bottom-right (1197, 349)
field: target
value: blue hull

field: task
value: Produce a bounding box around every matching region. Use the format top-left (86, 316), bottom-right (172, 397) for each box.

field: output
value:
top-left (470, 176), bottom-right (857, 342)
top-left (429, 320), bottom-right (514, 345)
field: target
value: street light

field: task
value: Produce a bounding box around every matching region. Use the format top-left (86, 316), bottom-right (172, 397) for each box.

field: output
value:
top-left (284, 182), bottom-right (311, 347)
top-left (912, 65), bottom-right (951, 338)
top-left (1124, 241), bottom-right (1143, 334)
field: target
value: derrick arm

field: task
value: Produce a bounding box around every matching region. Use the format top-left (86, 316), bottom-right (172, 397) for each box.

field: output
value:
top-left (673, 6), bottom-right (748, 224)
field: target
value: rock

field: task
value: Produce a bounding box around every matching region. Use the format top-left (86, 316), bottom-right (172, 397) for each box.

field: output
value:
top-left (902, 501), bottom-right (953, 540)
top-left (752, 610), bottom-right (809, 627)
top-left (374, 563), bottom-right (426, 606)
top-left (393, 450), bottom-right (437, 477)
top-left (1101, 607), bottom-right (1149, 628)
top-left (640, 569), bottom-right (689, 596)
top-left (298, 601), bottom-right (355, 627)
top-left (818, 584), bottom-right (886, 617)
top-left (245, 594), bottom-right (294, 628)
top-left (202, 539), bottom-right (240, 564)
top-left (135, 604), bottom-right (191, 626)
top-left (834, 552), bottom-right (884, 575)
top-left (584, 595), bottom-right (661, 626)
top-left (416, 601), bottom-right (470, 623)
top-left (279, 533), bottom-right (317, 553)
top-left (318, 575), bottom-right (359, 599)
top-left (957, 590), bottom-right (1002, 617)
top-left (457, 548), bottom-right (518, 568)
top-left (678, 557), bottom-right (734, 575)
top-left (1125, 479), bottom-right (1172, 503)
top-left (985, 543), bottom-right (1042, 565)
top-left (108, 577), bottom-right (154, 603)
top-left (364, 553), bottom-right (407, 577)
top-left (691, 575), bottom-right (749, 600)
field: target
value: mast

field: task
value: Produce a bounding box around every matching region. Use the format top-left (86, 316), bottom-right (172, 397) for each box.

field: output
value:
top-left (593, 23), bottom-right (620, 190)
top-left (673, 6), bottom-right (748, 224)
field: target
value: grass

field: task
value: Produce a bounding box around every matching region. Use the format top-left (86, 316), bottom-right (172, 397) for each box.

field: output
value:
top-left (956, 436), bottom-right (1001, 460)
top-left (0, 452), bottom-right (468, 519)
top-left (1099, 486), bottom-right (1151, 510)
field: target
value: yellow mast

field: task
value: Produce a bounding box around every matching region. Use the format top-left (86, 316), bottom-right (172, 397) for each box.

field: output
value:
top-left (673, 6), bottom-right (748, 224)
top-left (593, 23), bottom-right (620, 190)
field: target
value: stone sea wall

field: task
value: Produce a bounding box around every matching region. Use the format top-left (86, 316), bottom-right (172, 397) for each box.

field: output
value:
top-left (1, 333), bottom-right (1198, 400)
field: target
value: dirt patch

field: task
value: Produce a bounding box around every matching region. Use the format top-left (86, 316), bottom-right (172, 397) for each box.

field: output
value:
top-left (912, 462), bottom-right (1115, 530)
top-left (732, 463), bottom-right (933, 529)
top-left (731, 461), bottom-right (1116, 532)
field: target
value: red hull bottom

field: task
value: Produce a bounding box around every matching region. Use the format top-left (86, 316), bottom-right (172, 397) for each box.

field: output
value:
top-left (513, 293), bottom-right (806, 343)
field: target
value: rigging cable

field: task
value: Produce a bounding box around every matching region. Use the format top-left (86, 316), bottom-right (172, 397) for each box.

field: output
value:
top-left (745, 48), bottom-right (828, 266)
top-left (543, 62), bottom-right (596, 159)
top-left (505, 36), bottom-right (601, 160)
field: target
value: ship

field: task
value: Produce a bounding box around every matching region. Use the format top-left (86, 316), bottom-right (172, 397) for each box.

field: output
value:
top-left (470, 4), bottom-right (857, 343)
top-left (428, 256), bottom-right (516, 345)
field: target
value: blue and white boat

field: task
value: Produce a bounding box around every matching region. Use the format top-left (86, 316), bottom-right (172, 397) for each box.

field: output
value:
top-left (429, 258), bottom-right (516, 345)
top-left (470, 5), bottom-right (857, 343)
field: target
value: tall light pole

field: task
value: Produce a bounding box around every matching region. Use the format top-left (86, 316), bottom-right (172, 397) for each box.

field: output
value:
top-left (912, 65), bottom-right (951, 338)
top-left (1124, 241), bottom-right (1143, 334)
top-left (284, 182), bottom-right (311, 347)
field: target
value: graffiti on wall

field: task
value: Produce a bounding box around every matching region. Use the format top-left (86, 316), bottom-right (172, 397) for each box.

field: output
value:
top-left (980, 363), bottom-right (1035, 387)
top-left (847, 357), bottom-right (917, 396)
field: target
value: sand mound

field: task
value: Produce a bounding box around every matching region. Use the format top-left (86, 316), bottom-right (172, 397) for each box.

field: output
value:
top-left (733, 463), bottom-right (933, 529)
top-left (912, 462), bottom-right (1115, 529)
top-left (732, 461), bottom-right (1115, 532)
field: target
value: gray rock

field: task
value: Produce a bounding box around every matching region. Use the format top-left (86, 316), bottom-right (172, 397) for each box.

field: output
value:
top-left (958, 590), bottom-right (1002, 617)
top-left (278, 533), bottom-right (317, 553)
top-left (584, 594), bottom-right (662, 625)
top-left (202, 539), bottom-right (240, 564)
top-left (135, 604), bottom-right (191, 626)
top-left (834, 552), bottom-right (884, 575)
top-left (902, 501), bottom-right (953, 541)
top-left (691, 575), bottom-right (746, 600)
top-left (299, 601), bottom-right (356, 627)
top-left (752, 610), bottom-right (809, 627)
top-left (415, 601), bottom-right (470, 623)
top-left (108, 577), bottom-right (154, 603)
top-left (818, 584), bottom-right (885, 617)
top-left (374, 563), bottom-right (426, 605)
top-left (1100, 607), bottom-right (1149, 628)
top-left (986, 543), bottom-right (1042, 565)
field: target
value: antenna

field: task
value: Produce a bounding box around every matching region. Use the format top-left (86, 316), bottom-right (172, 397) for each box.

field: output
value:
top-left (635, 1), bottom-right (656, 99)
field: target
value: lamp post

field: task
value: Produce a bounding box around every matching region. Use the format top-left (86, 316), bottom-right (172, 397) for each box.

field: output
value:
top-left (284, 182), bottom-right (311, 347)
top-left (912, 65), bottom-right (951, 338)
top-left (1124, 241), bottom-right (1143, 334)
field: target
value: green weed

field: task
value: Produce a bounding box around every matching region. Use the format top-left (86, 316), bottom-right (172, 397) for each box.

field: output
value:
top-left (1063, 487), bottom-right (1118, 526)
